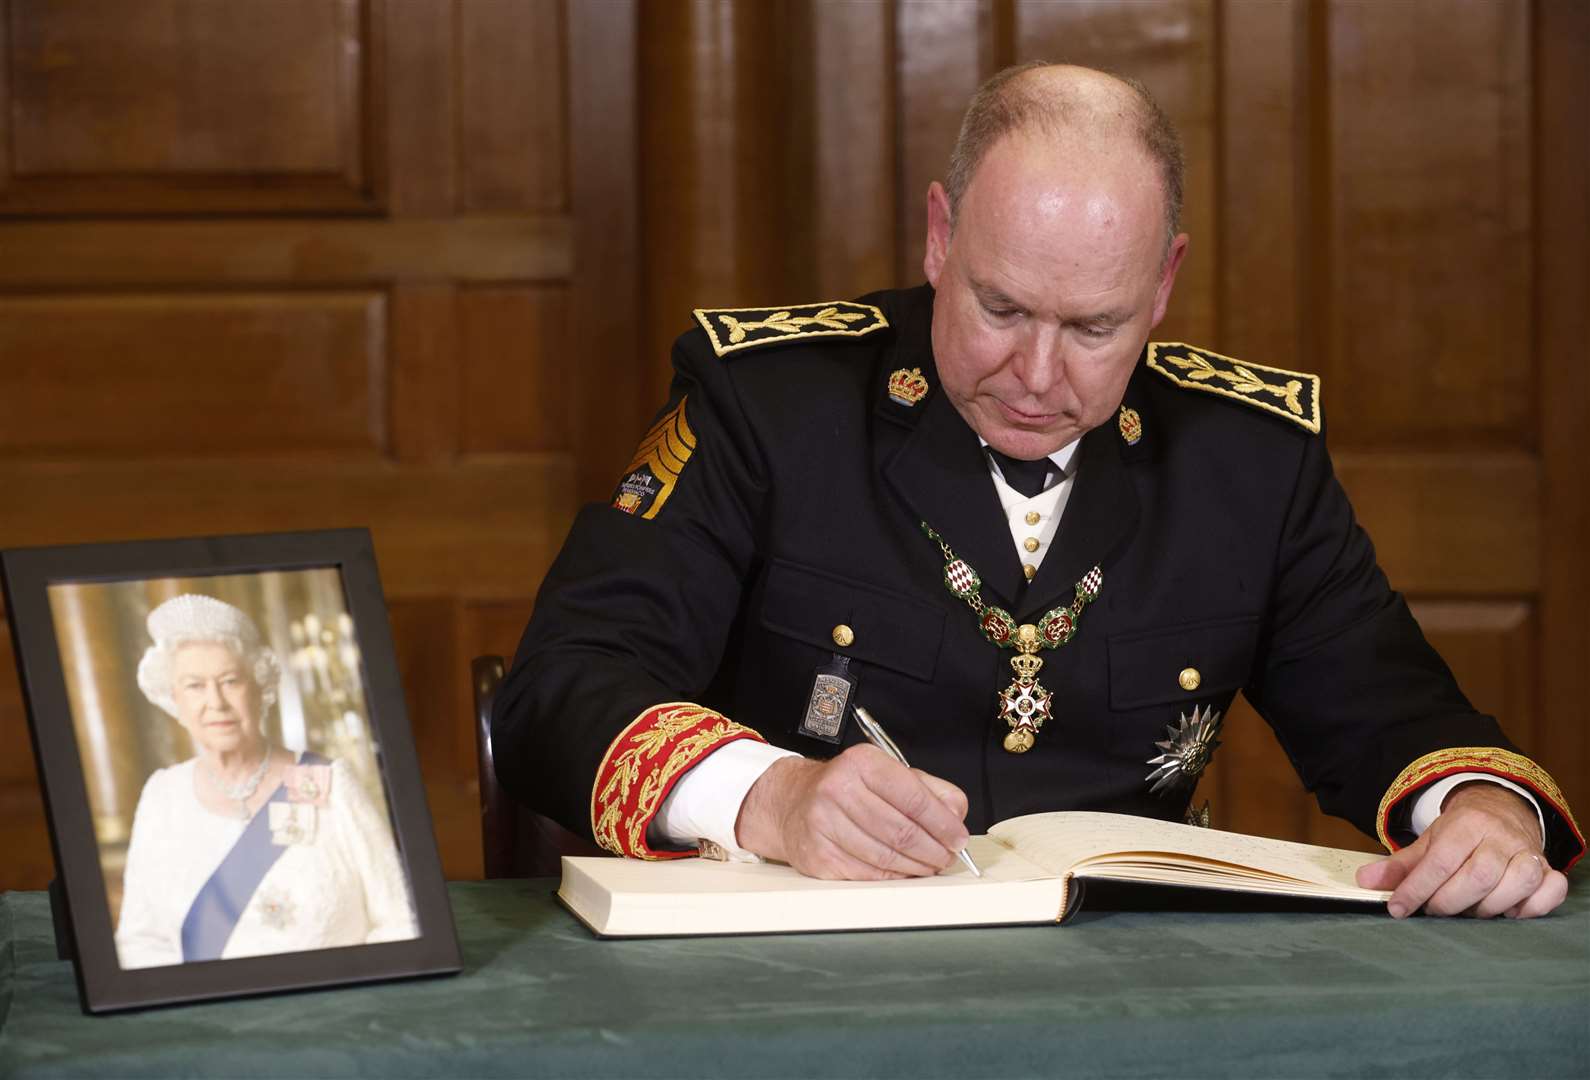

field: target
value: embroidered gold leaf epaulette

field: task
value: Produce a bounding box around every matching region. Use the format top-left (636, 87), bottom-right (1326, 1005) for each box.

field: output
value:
top-left (693, 301), bottom-right (888, 358)
top-left (590, 703), bottom-right (766, 859)
top-left (612, 397), bottom-right (695, 520)
top-left (1376, 746), bottom-right (1585, 870)
top-left (1147, 343), bottom-right (1321, 434)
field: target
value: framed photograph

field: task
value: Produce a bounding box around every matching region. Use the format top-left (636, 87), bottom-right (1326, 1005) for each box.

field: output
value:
top-left (2, 529), bottom-right (460, 1013)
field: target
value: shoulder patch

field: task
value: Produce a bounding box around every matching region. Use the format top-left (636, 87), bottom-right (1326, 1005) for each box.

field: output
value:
top-left (692, 301), bottom-right (888, 358)
top-left (612, 397), bottom-right (695, 520)
top-left (1147, 343), bottom-right (1321, 434)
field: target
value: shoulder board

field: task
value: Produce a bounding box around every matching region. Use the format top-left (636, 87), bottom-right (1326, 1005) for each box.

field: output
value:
top-left (692, 301), bottom-right (888, 358)
top-left (1147, 343), bottom-right (1321, 434)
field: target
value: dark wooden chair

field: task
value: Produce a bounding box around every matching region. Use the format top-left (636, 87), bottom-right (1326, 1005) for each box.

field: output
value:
top-left (472, 655), bottom-right (606, 878)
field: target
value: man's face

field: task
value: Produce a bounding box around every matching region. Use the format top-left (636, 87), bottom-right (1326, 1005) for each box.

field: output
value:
top-left (923, 130), bottom-right (1187, 460)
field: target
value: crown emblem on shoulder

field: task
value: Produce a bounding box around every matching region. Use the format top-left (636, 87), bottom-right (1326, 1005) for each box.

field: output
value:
top-left (887, 367), bottom-right (930, 406)
top-left (1146, 343), bottom-right (1321, 433)
top-left (692, 301), bottom-right (888, 358)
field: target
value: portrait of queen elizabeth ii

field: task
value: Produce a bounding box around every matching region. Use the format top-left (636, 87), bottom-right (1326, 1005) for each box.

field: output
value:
top-left (113, 592), bottom-right (417, 969)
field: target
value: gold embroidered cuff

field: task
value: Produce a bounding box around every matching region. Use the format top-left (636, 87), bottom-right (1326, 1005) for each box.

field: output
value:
top-left (1376, 746), bottom-right (1585, 870)
top-left (590, 702), bottom-right (766, 860)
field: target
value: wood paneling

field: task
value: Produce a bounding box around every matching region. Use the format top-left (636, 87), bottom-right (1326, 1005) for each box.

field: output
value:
top-left (1219, 0), bottom-right (1305, 368)
top-left (459, 0), bottom-right (567, 213)
top-left (568, 0), bottom-right (642, 499)
top-left (2, 0), bottom-right (371, 213)
top-left (460, 286), bottom-right (571, 455)
top-left (0, 216), bottom-right (570, 287)
top-left (0, 459), bottom-right (575, 599)
top-left (382, 0), bottom-right (455, 217)
top-left (1412, 601), bottom-right (1537, 752)
top-left (895, 0), bottom-right (983, 286)
top-left (1536, 0), bottom-right (1590, 816)
top-left (0, 292), bottom-right (386, 457)
top-left (807, 0), bottom-right (896, 301)
top-left (389, 283), bottom-right (460, 463)
top-left (1324, 0), bottom-right (1533, 448)
top-left (1334, 452), bottom-right (1538, 593)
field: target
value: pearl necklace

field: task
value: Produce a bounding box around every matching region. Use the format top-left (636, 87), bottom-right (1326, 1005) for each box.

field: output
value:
top-left (204, 742), bottom-right (272, 820)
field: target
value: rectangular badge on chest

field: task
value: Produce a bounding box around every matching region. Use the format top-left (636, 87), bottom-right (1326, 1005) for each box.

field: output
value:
top-left (796, 654), bottom-right (858, 744)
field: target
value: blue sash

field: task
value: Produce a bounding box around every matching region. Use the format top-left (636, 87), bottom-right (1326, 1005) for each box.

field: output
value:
top-left (180, 751), bottom-right (329, 963)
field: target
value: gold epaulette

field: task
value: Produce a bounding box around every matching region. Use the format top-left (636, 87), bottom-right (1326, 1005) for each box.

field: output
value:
top-left (590, 703), bottom-right (767, 859)
top-left (693, 301), bottom-right (888, 358)
top-left (1147, 343), bottom-right (1321, 434)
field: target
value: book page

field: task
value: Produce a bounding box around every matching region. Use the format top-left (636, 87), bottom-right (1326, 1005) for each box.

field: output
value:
top-left (989, 812), bottom-right (1389, 899)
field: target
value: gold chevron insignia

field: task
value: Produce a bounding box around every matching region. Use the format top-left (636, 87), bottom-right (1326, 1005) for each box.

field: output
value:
top-left (1147, 343), bottom-right (1321, 434)
top-left (612, 397), bottom-right (696, 520)
top-left (693, 301), bottom-right (888, 358)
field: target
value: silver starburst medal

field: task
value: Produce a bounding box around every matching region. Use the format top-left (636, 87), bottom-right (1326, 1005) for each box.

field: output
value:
top-left (1144, 704), bottom-right (1223, 795)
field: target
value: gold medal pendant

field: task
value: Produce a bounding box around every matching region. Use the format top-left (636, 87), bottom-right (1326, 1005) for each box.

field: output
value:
top-left (998, 627), bottom-right (1051, 754)
top-left (922, 522), bottom-right (1101, 756)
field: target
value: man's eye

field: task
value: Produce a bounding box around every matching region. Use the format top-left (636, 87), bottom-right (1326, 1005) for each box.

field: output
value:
top-left (1079, 323), bottom-right (1115, 339)
top-left (982, 304), bottom-right (1019, 320)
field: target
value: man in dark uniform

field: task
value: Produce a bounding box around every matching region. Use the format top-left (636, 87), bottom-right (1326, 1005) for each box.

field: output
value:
top-left (493, 63), bottom-right (1581, 917)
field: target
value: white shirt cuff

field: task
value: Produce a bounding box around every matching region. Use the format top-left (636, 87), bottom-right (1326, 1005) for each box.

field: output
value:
top-left (651, 739), bottom-right (801, 861)
top-left (1410, 772), bottom-right (1545, 847)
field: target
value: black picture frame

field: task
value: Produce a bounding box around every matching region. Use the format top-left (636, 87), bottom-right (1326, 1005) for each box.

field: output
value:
top-left (2, 528), bottom-right (460, 1013)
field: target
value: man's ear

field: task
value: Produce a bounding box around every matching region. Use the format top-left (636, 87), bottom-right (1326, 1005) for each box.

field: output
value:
top-left (923, 181), bottom-right (952, 287)
top-left (1149, 232), bottom-right (1190, 330)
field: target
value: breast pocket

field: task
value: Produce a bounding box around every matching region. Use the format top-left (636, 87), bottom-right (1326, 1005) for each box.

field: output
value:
top-left (758, 558), bottom-right (945, 682)
top-left (1107, 615), bottom-right (1260, 711)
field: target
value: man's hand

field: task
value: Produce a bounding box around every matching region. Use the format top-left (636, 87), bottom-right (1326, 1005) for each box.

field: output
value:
top-left (733, 745), bottom-right (970, 880)
top-left (1355, 782), bottom-right (1566, 919)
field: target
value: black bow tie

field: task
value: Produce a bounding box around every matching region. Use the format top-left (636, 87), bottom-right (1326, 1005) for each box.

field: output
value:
top-left (987, 449), bottom-right (1053, 498)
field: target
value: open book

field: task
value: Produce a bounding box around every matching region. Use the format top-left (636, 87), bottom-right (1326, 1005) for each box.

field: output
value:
top-left (558, 811), bottom-right (1392, 937)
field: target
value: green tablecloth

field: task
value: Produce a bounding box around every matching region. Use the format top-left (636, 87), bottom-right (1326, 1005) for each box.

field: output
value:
top-left (2, 878), bottom-right (1585, 1078)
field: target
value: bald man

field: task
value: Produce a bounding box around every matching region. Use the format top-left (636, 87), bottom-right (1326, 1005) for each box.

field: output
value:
top-left (494, 63), bottom-right (1582, 918)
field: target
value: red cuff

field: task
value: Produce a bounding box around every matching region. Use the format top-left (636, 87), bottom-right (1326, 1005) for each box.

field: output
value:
top-left (590, 702), bottom-right (766, 859)
top-left (1376, 746), bottom-right (1584, 871)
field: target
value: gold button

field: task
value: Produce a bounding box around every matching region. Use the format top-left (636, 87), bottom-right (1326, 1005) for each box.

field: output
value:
top-left (1178, 667), bottom-right (1201, 691)
top-left (1023, 537), bottom-right (1040, 552)
top-left (1023, 563), bottom-right (1037, 581)
top-left (1024, 511), bottom-right (1040, 526)
top-left (832, 624), bottom-right (855, 648)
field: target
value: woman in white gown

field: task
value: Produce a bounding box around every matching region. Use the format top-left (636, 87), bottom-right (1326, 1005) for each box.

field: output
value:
top-left (114, 594), bottom-right (416, 969)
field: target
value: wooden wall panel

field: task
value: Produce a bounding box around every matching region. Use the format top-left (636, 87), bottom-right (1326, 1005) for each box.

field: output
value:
top-left (1219, 0), bottom-right (1305, 369)
top-left (382, 0), bottom-right (456, 216)
top-left (1, 0), bottom-right (372, 213)
top-left (459, 0), bottom-right (567, 214)
top-left (0, 460), bottom-right (575, 597)
top-left (0, 217), bottom-right (571, 288)
top-left (807, 0), bottom-right (896, 301)
top-left (1537, 0), bottom-right (1590, 816)
top-left (0, 292), bottom-right (387, 457)
top-left (1333, 452), bottom-right (1539, 594)
top-left (895, 0), bottom-right (983, 286)
top-left (459, 286), bottom-right (571, 455)
top-left (1324, 0), bottom-right (1533, 447)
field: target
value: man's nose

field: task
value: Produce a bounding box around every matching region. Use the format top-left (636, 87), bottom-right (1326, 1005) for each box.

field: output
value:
top-left (1012, 324), bottom-right (1065, 397)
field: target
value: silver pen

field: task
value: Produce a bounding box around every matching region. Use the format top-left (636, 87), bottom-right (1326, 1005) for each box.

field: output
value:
top-left (853, 705), bottom-right (982, 877)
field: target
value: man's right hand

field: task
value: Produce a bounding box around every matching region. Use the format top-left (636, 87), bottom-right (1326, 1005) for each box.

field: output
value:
top-left (732, 744), bottom-right (971, 879)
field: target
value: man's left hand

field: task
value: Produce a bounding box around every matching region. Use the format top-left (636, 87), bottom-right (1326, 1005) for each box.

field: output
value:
top-left (1355, 782), bottom-right (1566, 919)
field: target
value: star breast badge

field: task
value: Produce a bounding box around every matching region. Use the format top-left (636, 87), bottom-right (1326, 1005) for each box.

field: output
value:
top-left (1144, 704), bottom-right (1224, 795)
